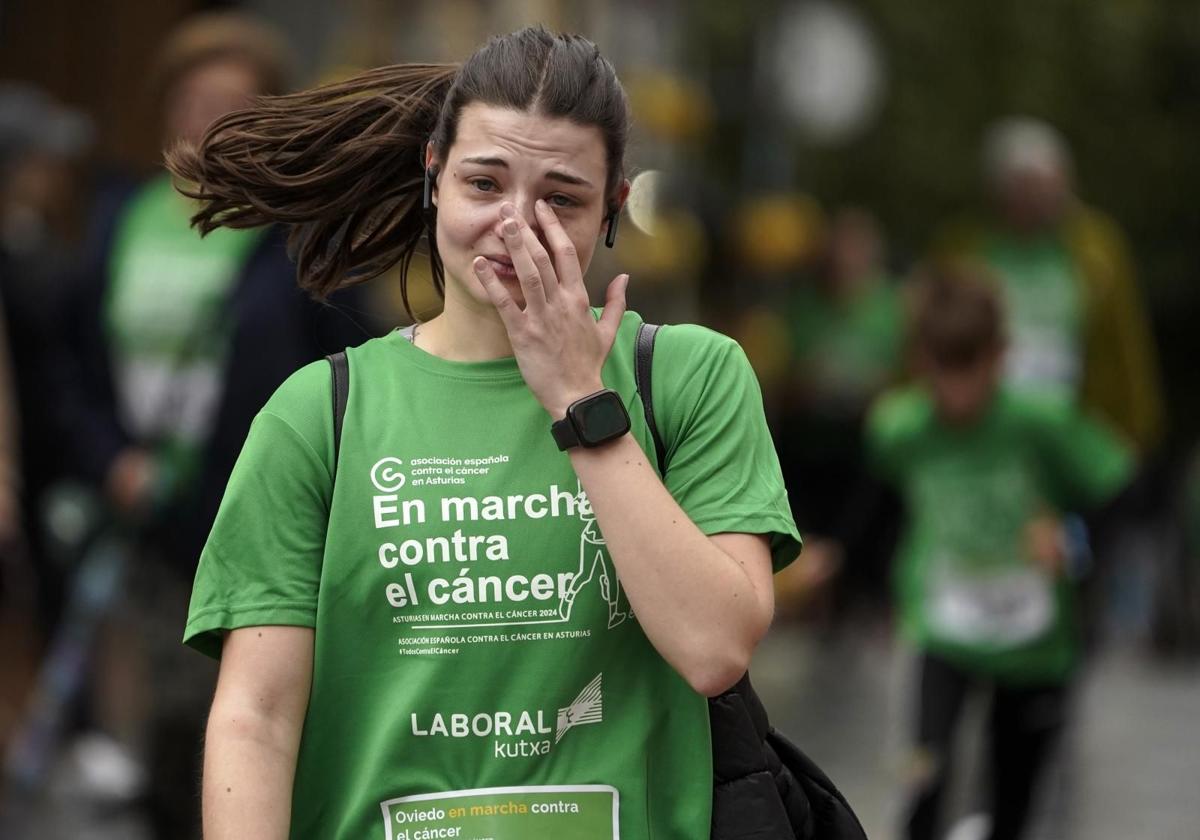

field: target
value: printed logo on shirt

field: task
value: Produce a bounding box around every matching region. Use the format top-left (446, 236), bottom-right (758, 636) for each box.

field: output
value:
top-left (410, 673), bottom-right (604, 759)
top-left (371, 457), bottom-right (408, 492)
top-left (370, 453), bottom-right (634, 649)
top-left (555, 673), bottom-right (604, 743)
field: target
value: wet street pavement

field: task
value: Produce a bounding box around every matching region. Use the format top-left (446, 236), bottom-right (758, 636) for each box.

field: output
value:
top-left (751, 622), bottom-right (1200, 840)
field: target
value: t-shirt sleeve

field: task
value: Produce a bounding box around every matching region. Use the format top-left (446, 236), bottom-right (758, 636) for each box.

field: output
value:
top-left (1033, 399), bottom-right (1135, 511)
top-left (652, 324), bottom-right (802, 571)
top-left (183, 362), bottom-right (334, 658)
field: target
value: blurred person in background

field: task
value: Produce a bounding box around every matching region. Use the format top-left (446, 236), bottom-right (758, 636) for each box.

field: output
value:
top-left (866, 267), bottom-right (1133, 840)
top-left (933, 116), bottom-right (1163, 453)
top-left (777, 206), bottom-right (903, 619)
top-left (49, 12), bottom-right (371, 838)
top-left (787, 207), bottom-right (901, 414)
top-left (0, 85), bottom-right (93, 766)
top-left (0, 83), bottom-right (92, 628)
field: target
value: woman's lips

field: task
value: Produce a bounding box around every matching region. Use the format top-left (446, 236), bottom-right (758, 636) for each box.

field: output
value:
top-left (483, 255), bottom-right (517, 280)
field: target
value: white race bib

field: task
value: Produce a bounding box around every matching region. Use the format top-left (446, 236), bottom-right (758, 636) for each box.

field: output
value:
top-left (926, 562), bottom-right (1054, 647)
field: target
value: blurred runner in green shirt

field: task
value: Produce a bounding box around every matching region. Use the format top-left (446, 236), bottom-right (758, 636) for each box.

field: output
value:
top-left (788, 208), bottom-right (902, 418)
top-left (867, 266), bottom-right (1132, 840)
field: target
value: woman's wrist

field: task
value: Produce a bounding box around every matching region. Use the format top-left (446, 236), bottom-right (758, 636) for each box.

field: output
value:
top-left (566, 428), bottom-right (639, 467)
top-left (543, 379), bottom-right (607, 420)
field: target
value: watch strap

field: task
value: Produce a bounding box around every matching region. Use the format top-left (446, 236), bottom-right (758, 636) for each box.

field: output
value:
top-left (551, 416), bottom-right (582, 450)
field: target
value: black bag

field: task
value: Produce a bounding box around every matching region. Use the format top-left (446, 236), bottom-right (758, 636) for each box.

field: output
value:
top-left (325, 323), bottom-right (867, 840)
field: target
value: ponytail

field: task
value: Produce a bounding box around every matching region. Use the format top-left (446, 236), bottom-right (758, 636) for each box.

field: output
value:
top-left (166, 63), bottom-right (458, 303)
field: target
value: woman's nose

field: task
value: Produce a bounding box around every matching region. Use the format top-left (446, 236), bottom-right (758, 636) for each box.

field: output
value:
top-left (515, 196), bottom-right (542, 235)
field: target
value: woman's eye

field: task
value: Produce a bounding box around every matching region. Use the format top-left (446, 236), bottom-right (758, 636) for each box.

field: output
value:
top-left (469, 178), bottom-right (499, 193)
top-left (547, 194), bottom-right (577, 208)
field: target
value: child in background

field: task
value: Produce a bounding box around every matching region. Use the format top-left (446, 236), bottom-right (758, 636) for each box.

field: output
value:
top-left (866, 266), bottom-right (1133, 840)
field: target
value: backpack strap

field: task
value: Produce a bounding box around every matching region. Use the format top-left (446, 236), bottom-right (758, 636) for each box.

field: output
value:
top-left (326, 351), bottom-right (349, 472)
top-left (634, 322), bottom-right (667, 476)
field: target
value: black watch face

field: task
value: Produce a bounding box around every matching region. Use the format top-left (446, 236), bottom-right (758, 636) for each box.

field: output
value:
top-left (573, 393), bottom-right (629, 444)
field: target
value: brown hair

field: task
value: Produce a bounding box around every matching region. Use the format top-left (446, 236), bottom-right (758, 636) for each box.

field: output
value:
top-left (152, 12), bottom-right (294, 103)
top-left (908, 262), bottom-right (1006, 368)
top-left (166, 25), bottom-right (630, 312)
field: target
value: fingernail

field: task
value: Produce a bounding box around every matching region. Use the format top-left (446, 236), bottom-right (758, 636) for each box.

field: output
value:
top-left (535, 199), bottom-right (548, 212)
top-left (473, 256), bottom-right (488, 274)
top-left (502, 219), bottom-right (519, 236)
top-left (500, 203), bottom-right (516, 219)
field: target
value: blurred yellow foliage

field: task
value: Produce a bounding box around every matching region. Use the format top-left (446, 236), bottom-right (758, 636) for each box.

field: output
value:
top-left (733, 194), bottom-right (825, 273)
top-left (625, 70), bottom-right (715, 142)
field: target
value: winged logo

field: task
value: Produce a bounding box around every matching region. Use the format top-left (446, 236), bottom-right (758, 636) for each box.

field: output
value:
top-left (555, 673), bottom-right (603, 744)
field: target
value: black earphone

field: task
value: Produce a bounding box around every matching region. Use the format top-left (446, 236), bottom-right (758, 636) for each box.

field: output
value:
top-left (422, 164), bottom-right (439, 211)
top-left (604, 207), bottom-right (619, 248)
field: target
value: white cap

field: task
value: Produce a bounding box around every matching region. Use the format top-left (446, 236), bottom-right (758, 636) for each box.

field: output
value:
top-left (982, 116), bottom-right (1072, 185)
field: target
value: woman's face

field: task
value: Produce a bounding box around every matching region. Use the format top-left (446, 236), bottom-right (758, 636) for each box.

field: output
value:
top-left (428, 103), bottom-right (622, 312)
top-left (165, 56), bottom-right (262, 147)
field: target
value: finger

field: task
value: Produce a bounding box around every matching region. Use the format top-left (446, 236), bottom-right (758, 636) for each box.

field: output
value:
top-left (519, 214), bottom-right (561, 302)
top-left (534, 199), bottom-right (585, 291)
top-left (473, 255), bottom-right (524, 330)
top-left (499, 209), bottom-right (547, 312)
top-left (597, 274), bottom-right (629, 342)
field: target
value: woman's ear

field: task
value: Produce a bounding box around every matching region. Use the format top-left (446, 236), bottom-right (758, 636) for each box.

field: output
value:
top-left (616, 178), bottom-right (632, 212)
top-left (598, 178), bottom-right (633, 237)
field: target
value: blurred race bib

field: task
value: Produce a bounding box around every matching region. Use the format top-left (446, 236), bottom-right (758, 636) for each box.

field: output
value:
top-left (926, 563), bottom-right (1054, 647)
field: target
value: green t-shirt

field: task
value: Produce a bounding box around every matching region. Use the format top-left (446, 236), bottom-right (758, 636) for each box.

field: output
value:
top-left (787, 276), bottom-right (902, 412)
top-left (867, 386), bottom-right (1131, 683)
top-left (981, 233), bottom-right (1084, 402)
top-left (185, 312), bottom-right (800, 839)
top-left (104, 173), bottom-right (263, 484)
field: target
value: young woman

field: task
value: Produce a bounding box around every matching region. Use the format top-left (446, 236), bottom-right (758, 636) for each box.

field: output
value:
top-left (173, 26), bottom-right (800, 839)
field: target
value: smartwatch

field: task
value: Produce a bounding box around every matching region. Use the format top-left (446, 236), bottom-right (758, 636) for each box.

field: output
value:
top-left (551, 389), bottom-right (631, 450)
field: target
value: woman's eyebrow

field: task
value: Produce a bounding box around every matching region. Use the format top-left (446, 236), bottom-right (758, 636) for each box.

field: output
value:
top-left (545, 170), bottom-right (593, 188)
top-left (459, 155), bottom-right (593, 188)
top-left (460, 155), bottom-right (507, 167)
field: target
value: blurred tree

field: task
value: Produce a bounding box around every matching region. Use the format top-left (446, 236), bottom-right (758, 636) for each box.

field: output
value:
top-left (685, 0), bottom-right (1200, 451)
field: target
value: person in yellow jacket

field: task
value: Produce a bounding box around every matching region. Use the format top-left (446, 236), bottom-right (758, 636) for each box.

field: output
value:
top-left (931, 116), bottom-right (1164, 454)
